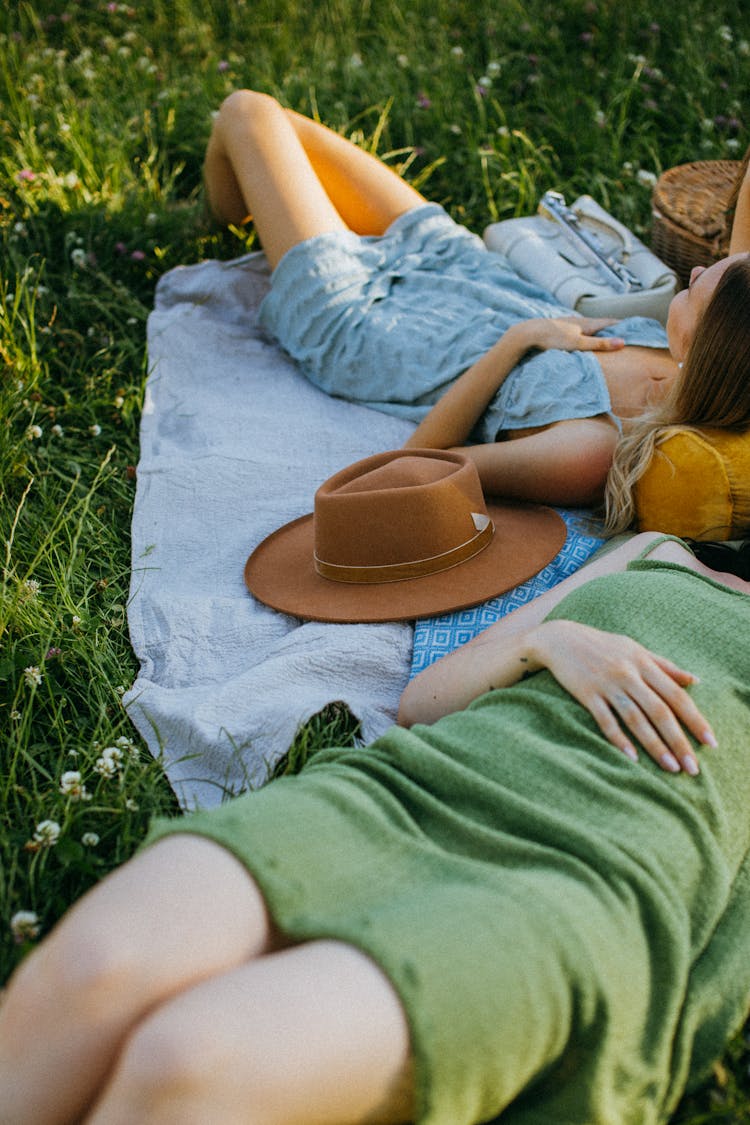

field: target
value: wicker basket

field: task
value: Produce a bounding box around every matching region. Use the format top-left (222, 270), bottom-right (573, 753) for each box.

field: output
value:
top-left (651, 159), bottom-right (743, 288)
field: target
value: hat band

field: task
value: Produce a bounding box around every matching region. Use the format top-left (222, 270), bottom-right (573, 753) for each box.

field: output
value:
top-left (314, 518), bottom-right (494, 585)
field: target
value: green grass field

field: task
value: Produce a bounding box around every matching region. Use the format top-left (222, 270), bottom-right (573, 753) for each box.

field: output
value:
top-left (1, 0), bottom-right (749, 1117)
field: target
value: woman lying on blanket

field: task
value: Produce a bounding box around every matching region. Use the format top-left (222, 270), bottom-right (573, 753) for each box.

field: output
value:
top-left (2, 531), bottom-right (750, 1125)
top-left (203, 89), bottom-right (750, 513)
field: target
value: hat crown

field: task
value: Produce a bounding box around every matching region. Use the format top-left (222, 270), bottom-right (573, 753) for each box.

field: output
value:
top-left (244, 447), bottom-right (567, 624)
top-left (314, 451), bottom-right (490, 572)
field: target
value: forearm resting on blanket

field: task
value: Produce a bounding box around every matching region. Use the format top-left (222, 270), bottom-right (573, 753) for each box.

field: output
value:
top-left (398, 533), bottom-right (716, 776)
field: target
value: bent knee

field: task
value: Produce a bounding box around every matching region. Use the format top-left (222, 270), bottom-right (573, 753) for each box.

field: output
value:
top-left (112, 1013), bottom-right (276, 1125)
top-left (216, 88), bottom-right (282, 129)
top-left (1, 920), bottom-right (138, 1042)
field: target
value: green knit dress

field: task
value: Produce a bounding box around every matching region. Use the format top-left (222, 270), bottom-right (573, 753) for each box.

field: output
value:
top-left (144, 553), bottom-right (750, 1125)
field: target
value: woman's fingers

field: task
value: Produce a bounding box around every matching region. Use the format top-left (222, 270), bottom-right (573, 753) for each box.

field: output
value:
top-left (593, 663), bottom-right (715, 774)
top-left (610, 686), bottom-right (700, 774)
top-left (576, 333), bottom-right (626, 351)
top-left (542, 316), bottom-right (625, 352)
top-left (529, 622), bottom-right (714, 776)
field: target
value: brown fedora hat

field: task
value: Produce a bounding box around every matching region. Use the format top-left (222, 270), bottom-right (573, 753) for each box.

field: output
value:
top-left (244, 449), bottom-right (566, 623)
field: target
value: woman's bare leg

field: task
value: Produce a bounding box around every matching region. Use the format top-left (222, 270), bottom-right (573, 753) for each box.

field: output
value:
top-left (203, 89), bottom-right (425, 267)
top-left (0, 836), bottom-right (279, 1125)
top-left (86, 940), bottom-right (414, 1125)
top-left (458, 415), bottom-right (619, 506)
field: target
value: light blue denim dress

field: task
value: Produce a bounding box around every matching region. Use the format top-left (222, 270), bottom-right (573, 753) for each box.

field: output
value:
top-left (259, 203), bottom-right (668, 440)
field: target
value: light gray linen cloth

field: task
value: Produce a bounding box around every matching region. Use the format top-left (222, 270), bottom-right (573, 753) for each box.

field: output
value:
top-left (125, 252), bottom-right (414, 809)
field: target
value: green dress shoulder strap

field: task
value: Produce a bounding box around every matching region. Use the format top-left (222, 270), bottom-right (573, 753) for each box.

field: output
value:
top-left (633, 533), bottom-right (693, 561)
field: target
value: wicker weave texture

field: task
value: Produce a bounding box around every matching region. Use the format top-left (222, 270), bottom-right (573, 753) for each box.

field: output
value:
top-left (651, 159), bottom-right (742, 287)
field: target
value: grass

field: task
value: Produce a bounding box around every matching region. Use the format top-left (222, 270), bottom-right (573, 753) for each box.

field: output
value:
top-left (1, 0), bottom-right (749, 1118)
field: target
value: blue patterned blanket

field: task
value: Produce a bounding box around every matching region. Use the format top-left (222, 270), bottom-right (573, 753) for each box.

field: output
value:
top-left (410, 510), bottom-right (605, 677)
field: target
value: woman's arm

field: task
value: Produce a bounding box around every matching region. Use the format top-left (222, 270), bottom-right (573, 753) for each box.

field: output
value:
top-left (398, 533), bottom-right (717, 774)
top-left (403, 316), bottom-right (625, 450)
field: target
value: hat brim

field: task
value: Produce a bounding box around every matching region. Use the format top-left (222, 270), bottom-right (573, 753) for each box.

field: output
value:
top-left (244, 501), bottom-right (567, 623)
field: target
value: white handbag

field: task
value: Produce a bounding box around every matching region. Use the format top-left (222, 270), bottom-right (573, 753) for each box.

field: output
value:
top-left (483, 191), bottom-right (677, 325)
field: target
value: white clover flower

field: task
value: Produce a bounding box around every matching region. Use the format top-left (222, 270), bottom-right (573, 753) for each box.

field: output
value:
top-left (478, 74), bottom-right (492, 88)
top-left (348, 52), bottom-right (363, 68)
top-left (25, 424), bottom-right (43, 441)
top-left (95, 745), bottom-right (123, 778)
top-left (450, 45), bottom-right (464, 58)
top-left (21, 577), bottom-right (40, 598)
top-left (486, 60), bottom-right (502, 76)
top-left (23, 665), bottom-right (42, 687)
top-left (718, 24), bottom-right (733, 43)
top-left (33, 819), bottom-right (61, 847)
top-left (60, 769), bottom-right (81, 789)
top-left (51, 423), bottom-right (64, 437)
top-left (738, 39), bottom-right (750, 56)
top-left (59, 770), bottom-right (89, 801)
top-left (497, 125), bottom-right (510, 137)
top-left (636, 169), bottom-right (657, 187)
top-left (13, 221), bottom-right (27, 236)
top-left (71, 614), bottom-right (81, 626)
top-left (115, 733), bottom-right (140, 760)
top-left (594, 109), bottom-right (606, 126)
top-left (88, 423), bottom-right (101, 436)
top-left (82, 832), bottom-right (100, 847)
top-left (726, 138), bottom-right (740, 151)
top-left (396, 53), bottom-right (409, 67)
top-left (116, 735), bottom-right (140, 759)
top-left (125, 798), bottom-right (139, 812)
top-left (10, 911), bottom-right (40, 943)
top-left (70, 247), bottom-right (87, 268)
top-left (10, 709), bottom-right (21, 720)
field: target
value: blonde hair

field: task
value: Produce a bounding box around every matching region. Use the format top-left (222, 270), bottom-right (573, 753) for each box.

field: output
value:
top-left (604, 256), bottom-right (750, 535)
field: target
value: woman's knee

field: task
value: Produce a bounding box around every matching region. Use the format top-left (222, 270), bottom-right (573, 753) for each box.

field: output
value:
top-left (1, 910), bottom-right (141, 1042)
top-left (105, 1008), bottom-right (277, 1125)
top-left (215, 88), bottom-right (284, 135)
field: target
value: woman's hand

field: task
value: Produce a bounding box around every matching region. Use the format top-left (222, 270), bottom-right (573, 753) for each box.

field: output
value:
top-left (404, 315), bottom-right (625, 453)
top-left (526, 619), bottom-right (716, 775)
top-left (515, 315), bottom-right (626, 354)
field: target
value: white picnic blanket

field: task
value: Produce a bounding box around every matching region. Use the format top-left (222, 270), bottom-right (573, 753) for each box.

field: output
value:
top-left (125, 252), bottom-right (414, 810)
